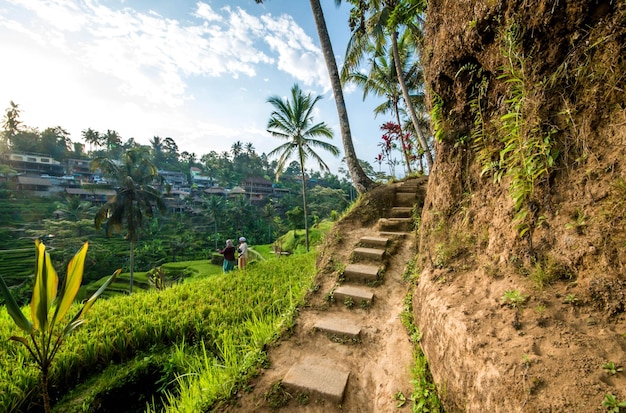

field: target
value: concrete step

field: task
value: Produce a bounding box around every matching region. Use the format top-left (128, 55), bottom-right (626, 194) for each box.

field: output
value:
top-left (359, 236), bottom-right (389, 248)
top-left (283, 357), bottom-right (350, 403)
top-left (333, 284), bottom-right (374, 306)
top-left (390, 207), bottom-right (413, 218)
top-left (379, 217), bottom-right (413, 232)
top-left (343, 263), bottom-right (379, 282)
top-left (353, 247), bottom-right (385, 261)
top-left (314, 315), bottom-right (361, 338)
top-left (394, 192), bottom-right (417, 207)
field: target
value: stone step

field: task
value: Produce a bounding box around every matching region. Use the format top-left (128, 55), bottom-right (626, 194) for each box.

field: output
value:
top-left (396, 184), bottom-right (419, 193)
top-left (314, 315), bottom-right (361, 338)
top-left (353, 247), bottom-right (385, 261)
top-left (379, 231), bottom-right (409, 239)
top-left (283, 358), bottom-right (350, 403)
top-left (394, 192), bottom-right (417, 207)
top-left (390, 207), bottom-right (413, 218)
top-left (379, 217), bottom-right (413, 232)
top-left (343, 263), bottom-right (379, 282)
top-left (333, 284), bottom-right (374, 305)
top-left (359, 236), bottom-right (390, 248)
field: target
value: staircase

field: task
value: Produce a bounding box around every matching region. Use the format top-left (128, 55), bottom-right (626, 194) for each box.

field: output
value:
top-left (280, 178), bottom-right (421, 404)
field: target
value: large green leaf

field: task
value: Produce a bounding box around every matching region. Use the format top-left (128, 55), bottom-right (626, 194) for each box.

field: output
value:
top-left (51, 242), bottom-right (88, 328)
top-left (31, 241), bottom-right (58, 332)
top-left (0, 276), bottom-right (32, 334)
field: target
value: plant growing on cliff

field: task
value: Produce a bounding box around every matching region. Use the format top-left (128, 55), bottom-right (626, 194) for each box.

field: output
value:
top-left (480, 24), bottom-right (560, 238)
top-left (502, 289), bottom-right (528, 308)
top-left (0, 241), bottom-right (120, 413)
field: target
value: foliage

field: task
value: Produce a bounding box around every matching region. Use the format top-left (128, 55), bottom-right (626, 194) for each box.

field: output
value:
top-left (0, 252), bottom-right (316, 412)
top-left (602, 361), bottom-right (623, 376)
top-left (501, 289), bottom-right (528, 309)
top-left (602, 394), bottom-right (626, 412)
top-left (400, 290), bottom-right (442, 412)
top-left (92, 148), bottom-right (167, 294)
top-left (267, 83), bottom-right (340, 252)
top-left (0, 241), bottom-right (120, 413)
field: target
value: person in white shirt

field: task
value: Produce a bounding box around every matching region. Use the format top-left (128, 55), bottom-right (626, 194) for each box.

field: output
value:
top-left (237, 237), bottom-right (249, 269)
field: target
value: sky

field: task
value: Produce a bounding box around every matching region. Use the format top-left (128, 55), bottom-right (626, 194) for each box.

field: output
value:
top-left (0, 0), bottom-right (389, 176)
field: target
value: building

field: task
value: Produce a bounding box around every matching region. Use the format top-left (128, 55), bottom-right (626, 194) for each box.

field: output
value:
top-left (1, 152), bottom-right (64, 176)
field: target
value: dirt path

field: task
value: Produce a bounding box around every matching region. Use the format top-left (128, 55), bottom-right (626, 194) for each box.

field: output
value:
top-left (219, 182), bottom-right (419, 412)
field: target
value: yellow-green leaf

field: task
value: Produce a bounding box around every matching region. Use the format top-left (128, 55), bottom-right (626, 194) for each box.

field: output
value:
top-left (31, 241), bottom-right (58, 331)
top-left (51, 242), bottom-right (88, 328)
top-left (0, 276), bottom-right (32, 334)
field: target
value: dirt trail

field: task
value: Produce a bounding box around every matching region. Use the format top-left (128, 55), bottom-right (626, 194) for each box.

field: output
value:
top-left (219, 181), bottom-right (420, 412)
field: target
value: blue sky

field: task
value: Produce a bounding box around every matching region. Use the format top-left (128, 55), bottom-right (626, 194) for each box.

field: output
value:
top-left (0, 0), bottom-right (387, 175)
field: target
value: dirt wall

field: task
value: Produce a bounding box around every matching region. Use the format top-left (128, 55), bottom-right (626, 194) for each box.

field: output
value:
top-left (416, 1), bottom-right (626, 411)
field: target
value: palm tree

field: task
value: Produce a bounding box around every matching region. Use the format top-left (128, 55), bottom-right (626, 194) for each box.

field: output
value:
top-left (343, 0), bottom-right (433, 170)
top-left (91, 148), bottom-right (166, 293)
top-left (81, 128), bottom-right (100, 153)
top-left (341, 33), bottom-right (422, 174)
top-left (255, 0), bottom-right (375, 194)
top-left (2, 100), bottom-right (22, 150)
top-left (267, 84), bottom-right (340, 252)
top-left (203, 195), bottom-right (224, 250)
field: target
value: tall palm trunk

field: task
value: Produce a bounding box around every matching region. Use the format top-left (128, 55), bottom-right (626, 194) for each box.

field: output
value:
top-left (391, 29), bottom-right (433, 171)
top-left (299, 152), bottom-right (310, 252)
top-left (309, 0), bottom-right (376, 194)
top-left (129, 240), bottom-right (135, 294)
top-left (393, 99), bottom-right (412, 175)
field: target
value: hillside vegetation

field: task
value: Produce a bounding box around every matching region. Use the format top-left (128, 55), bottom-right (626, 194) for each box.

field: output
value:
top-left (0, 249), bottom-right (317, 412)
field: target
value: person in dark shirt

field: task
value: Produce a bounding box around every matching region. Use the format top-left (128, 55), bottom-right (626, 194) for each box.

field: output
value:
top-left (217, 239), bottom-right (236, 273)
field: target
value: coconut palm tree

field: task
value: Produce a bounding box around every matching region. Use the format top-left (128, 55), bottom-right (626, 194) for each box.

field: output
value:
top-left (343, 0), bottom-right (433, 170)
top-left (254, 0), bottom-right (375, 194)
top-left (266, 84), bottom-right (340, 252)
top-left (81, 128), bottom-right (100, 153)
top-left (341, 32), bottom-right (424, 174)
top-left (91, 148), bottom-right (166, 293)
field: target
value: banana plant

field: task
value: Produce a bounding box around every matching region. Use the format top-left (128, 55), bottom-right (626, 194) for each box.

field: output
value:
top-left (0, 240), bottom-right (120, 413)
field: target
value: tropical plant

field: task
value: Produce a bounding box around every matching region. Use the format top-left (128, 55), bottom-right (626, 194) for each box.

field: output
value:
top-left (0, 240), bottom-right (120, 413)
top-left (91, 148), bottom-right (166, 293)
top-left (254, 0), bottom-right (376, 194)
top-left (342, 29), bottom-right (423, 175)
top-left (344, 0), bottom-right (433, 170)
top-left (267, 84), bottom-right (340, 252)
top-left (1, 100), bottom-right (22, 150)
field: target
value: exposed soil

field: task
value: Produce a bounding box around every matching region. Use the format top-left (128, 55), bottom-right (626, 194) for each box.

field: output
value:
top-left (418, 0), bottom-right (626, 411)
top-left (220, 1), bottom-right (626, 412)
top-left (218, 182), bottom-right (421, 412)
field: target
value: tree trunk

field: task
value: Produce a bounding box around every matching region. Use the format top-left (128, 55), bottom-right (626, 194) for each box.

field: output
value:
top-left (41, 366), bottom-right (51, 413)
top-left (309, 0), bottom-right (376, 194)
top-left (129, 240), bottom-right (134, 294)
top-left (391, 29), bottom-right (434, 171)
top-left (299, 154), bottom-right (310, 252)
top-left (394, 100), bottom-right (412, 175)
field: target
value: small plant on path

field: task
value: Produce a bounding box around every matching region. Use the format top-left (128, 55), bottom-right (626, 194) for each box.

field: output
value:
top-left (602, 361), bottom-right (623, 376)
top-left (602, 393), bottom-right (626, 412)
top-left (0, 241), bottom-right (120, 413)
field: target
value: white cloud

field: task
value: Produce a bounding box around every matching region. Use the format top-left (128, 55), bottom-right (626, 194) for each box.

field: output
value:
top-left (0, 0), bottom-right (383, 173)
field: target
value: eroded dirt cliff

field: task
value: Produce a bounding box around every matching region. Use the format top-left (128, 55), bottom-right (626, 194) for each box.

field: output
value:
top-left (418, 0), bottom-right (626, 411)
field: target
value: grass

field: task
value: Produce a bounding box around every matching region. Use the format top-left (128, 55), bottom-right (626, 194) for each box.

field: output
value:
top-left (0, 251), bottom-right (317, 412)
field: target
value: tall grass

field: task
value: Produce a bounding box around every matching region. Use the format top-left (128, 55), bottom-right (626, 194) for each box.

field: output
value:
top-left (0, 252), bottom-right (317, 412)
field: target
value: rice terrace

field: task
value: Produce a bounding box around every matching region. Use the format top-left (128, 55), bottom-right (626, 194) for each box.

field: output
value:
top-left (2, 0), bottom-right (626, 412)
